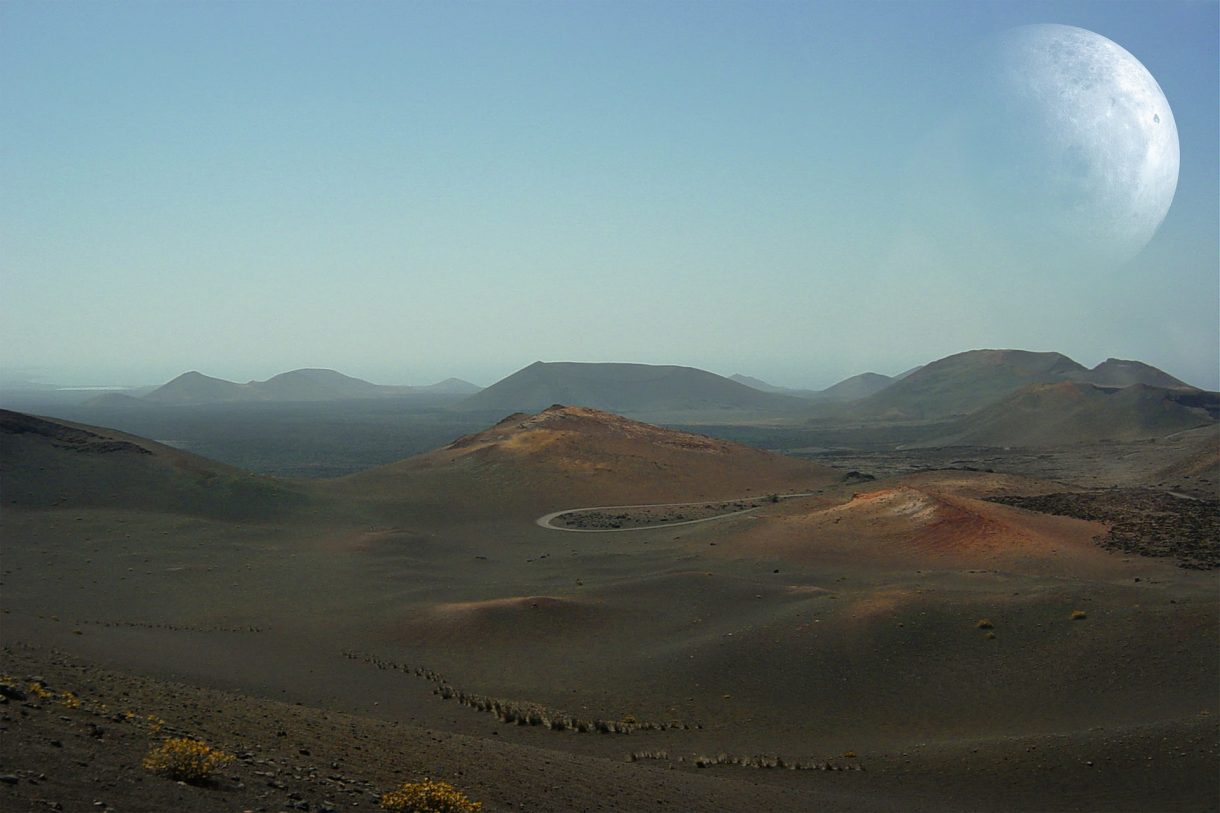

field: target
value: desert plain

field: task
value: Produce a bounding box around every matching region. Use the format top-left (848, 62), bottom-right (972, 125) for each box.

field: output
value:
top-left (1, 358), bottom-right (1218, 813)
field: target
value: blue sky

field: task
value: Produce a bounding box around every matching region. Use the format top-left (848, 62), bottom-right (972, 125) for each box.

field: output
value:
top-left (2, 1), bottom-right (1216, 389)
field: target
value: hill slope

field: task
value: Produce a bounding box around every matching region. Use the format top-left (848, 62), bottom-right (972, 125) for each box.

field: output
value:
top-left (338, 405), bottom-right (837, 514)
top-left (729, 372), bottom-right (893, 402)
top-left (1083, 358), bottom-right (1190, 389)
top-left (256, 368), bottom-right (391, 400)
top-left (457, 362), bottom-right (807, 419)
top-left (0, 410), bottom-right (307, 519)
top-left (727, 374), bottom-right (821, 399)
top-left (931, 382), bottom-right (1216, 447)
top-left (143, 371), bottom-right (253, 404)
top-left (420, 377), bottom-right (483, 395)
top-left (843, 349), bottom-right (1193, 420)
top-left (816, 371), bottom-right (895, 402)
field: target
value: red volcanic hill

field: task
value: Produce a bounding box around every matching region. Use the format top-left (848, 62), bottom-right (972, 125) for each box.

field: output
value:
top-left (741, 472), bottom-right (1114, 574)
top-left (336, 405), bottom-right (837, 513)
top-left (0, 409), bottom-right (307, 519)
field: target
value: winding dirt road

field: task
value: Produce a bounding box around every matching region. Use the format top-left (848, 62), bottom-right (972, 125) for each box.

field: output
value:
top-left (535, 491), bottom-right (819, 533)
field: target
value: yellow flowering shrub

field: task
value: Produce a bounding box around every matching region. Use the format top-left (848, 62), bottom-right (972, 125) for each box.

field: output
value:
top-left (142, 737), bottom-right (233, 783)
top-left (380, 778), bottom-right (483, 813)
top-left (26, 682), bottom-right (53, 701)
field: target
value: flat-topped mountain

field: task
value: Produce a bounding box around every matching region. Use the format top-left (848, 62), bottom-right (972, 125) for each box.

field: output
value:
top-left (456, 362), bottom-right (807, 419)
top-left (140, 369), bottom-right (480, 405)
top-left (255, 369), bottom-right (389, 401)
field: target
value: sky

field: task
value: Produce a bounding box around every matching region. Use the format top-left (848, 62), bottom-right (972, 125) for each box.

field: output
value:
top-left (2, 0), bottom-right (1217, 390)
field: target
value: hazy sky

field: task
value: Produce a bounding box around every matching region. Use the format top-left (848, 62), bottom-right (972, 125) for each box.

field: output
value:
top-left (2, 1), bottom-right (1217, 389)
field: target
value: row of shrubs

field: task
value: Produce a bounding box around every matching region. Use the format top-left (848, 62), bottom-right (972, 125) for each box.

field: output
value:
top-left (74, 619), bottom-right (263, 633)
top-left (628, 749), bottom-right (863, 771)
top-left (343, 650), bottom-right (701, 733)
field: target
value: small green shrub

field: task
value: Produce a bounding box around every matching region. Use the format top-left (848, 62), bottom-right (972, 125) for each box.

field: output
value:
top-left (380, 779), bottom-right (482, 812)
top-left (143, 737), bottom-right (233, 783)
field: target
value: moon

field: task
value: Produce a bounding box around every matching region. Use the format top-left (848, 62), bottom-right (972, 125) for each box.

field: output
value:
top-left (965, 24), bottom-right (1179, 268)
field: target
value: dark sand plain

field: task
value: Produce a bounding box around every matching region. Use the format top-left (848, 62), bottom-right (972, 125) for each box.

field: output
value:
top-left (1, 407), bottom-right (1217, 812)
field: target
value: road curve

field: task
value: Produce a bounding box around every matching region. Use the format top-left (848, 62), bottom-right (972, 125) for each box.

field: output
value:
top-left (535, 491), bottom-right (819, 533)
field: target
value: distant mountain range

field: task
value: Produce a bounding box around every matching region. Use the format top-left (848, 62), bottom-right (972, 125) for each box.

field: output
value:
top-left (728, 368), bottom-right (918, 403)
top-left (131, 369), bottom-right (481, 405)
top-left (838, 350), bottom-right (1195, 421)
top-left (447, 351), bottom-right (1209, 445)
top-left (85, 353), bottom-right (1207, 451)
top-left (456, 351), bottom-right (1198, 423)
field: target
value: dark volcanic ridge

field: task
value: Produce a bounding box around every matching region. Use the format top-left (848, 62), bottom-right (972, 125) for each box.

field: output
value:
top-left (1, 410), bottom-right (152, 456)
top-left (987, 489), bottom-right (1220, 569)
